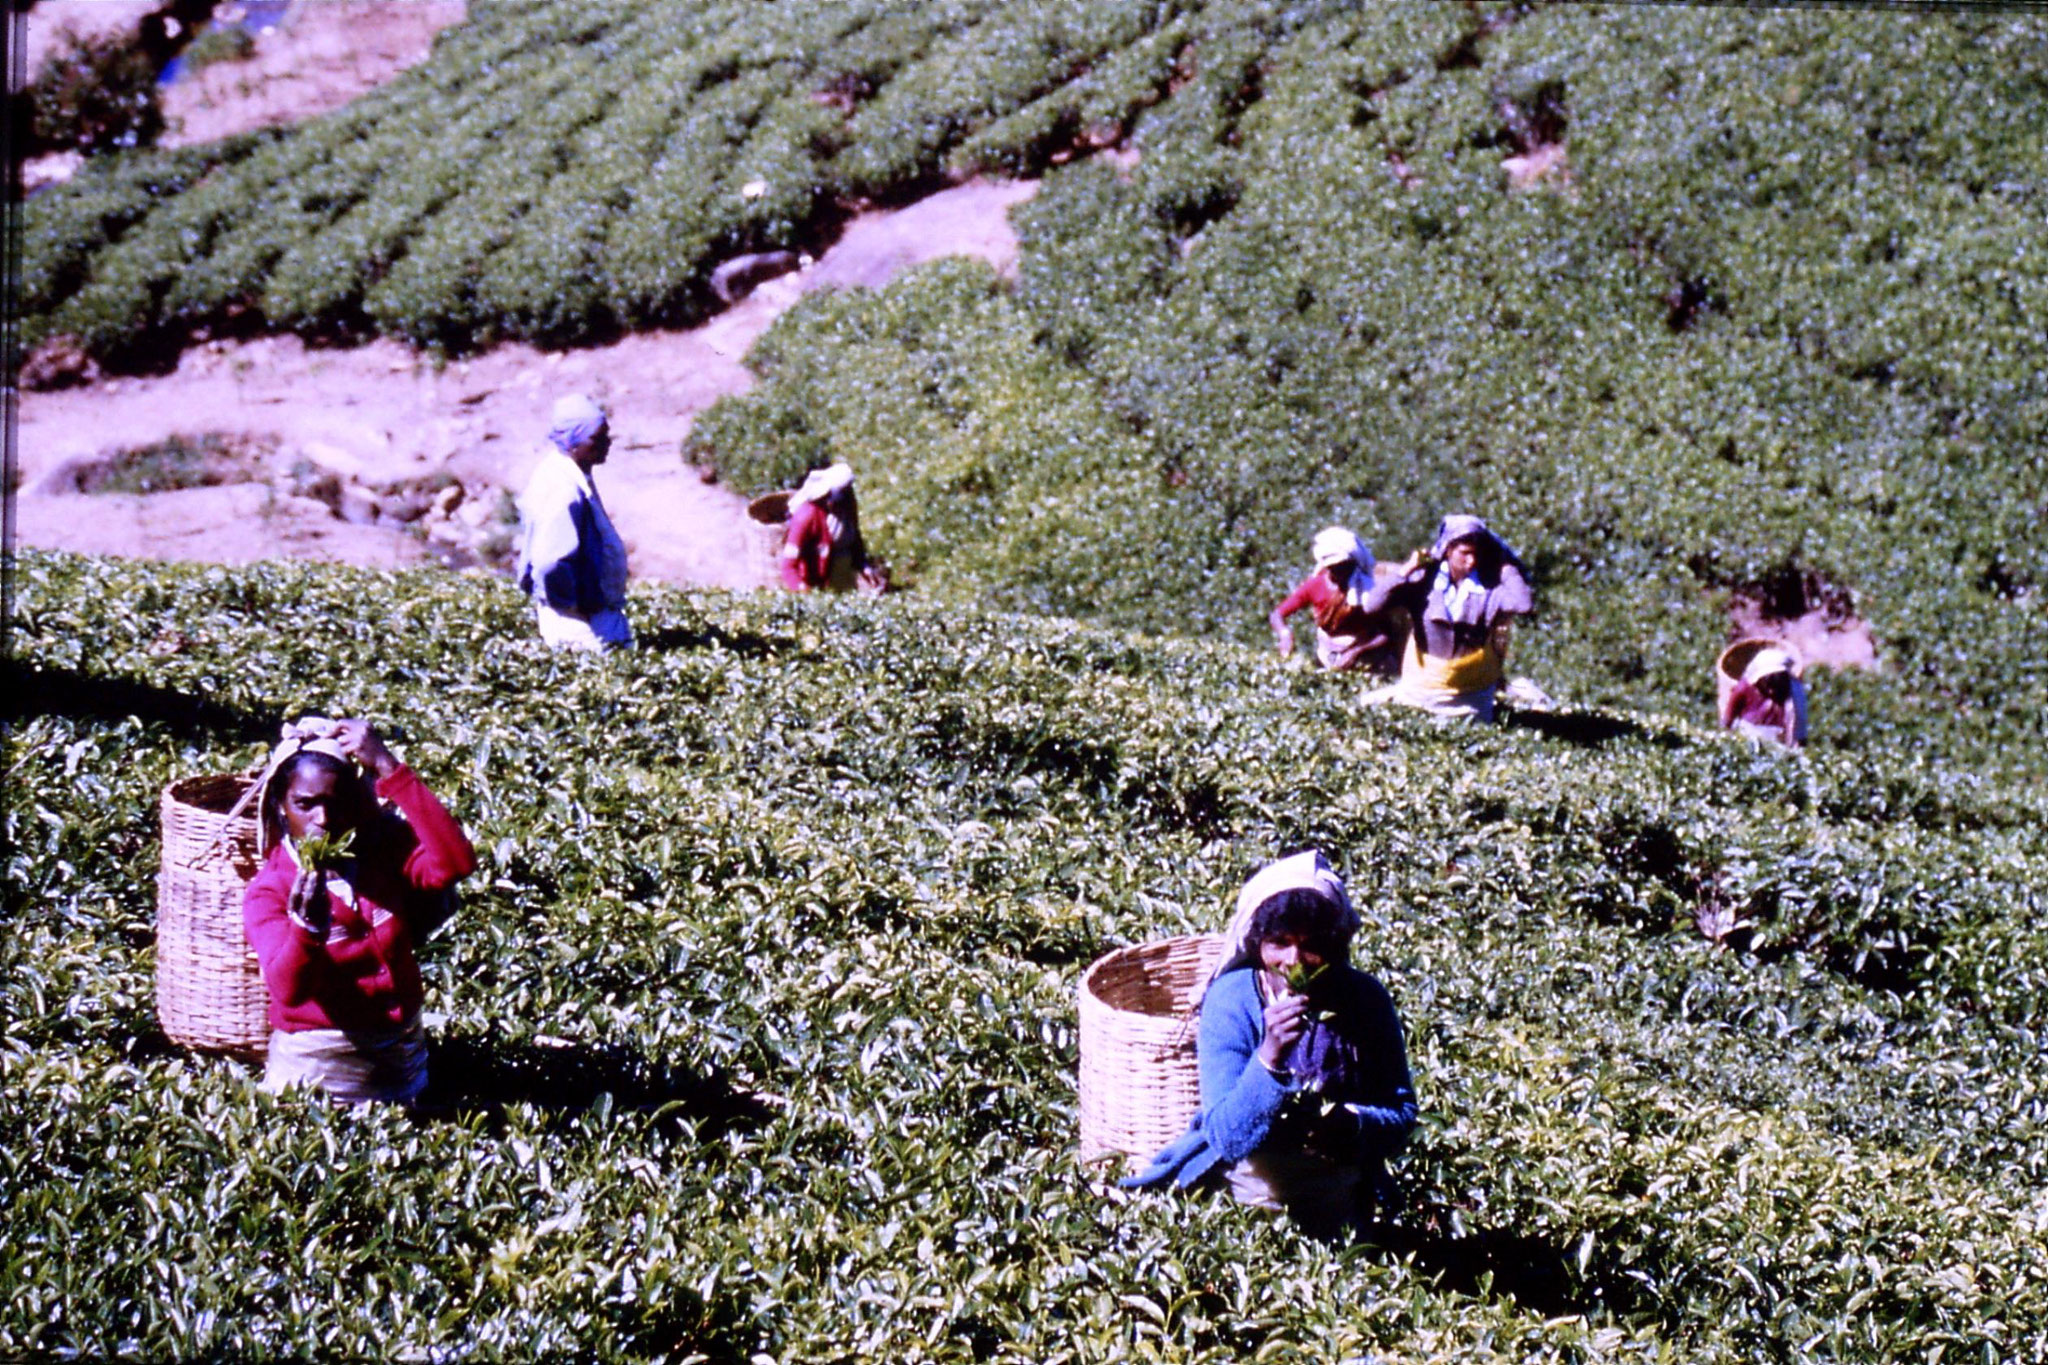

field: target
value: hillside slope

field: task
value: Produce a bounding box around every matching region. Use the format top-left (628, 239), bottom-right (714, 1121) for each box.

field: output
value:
top-left (4, 550), bottom-right (2044, 1360)
top-left (24, 2), bottom-right (2047, 785)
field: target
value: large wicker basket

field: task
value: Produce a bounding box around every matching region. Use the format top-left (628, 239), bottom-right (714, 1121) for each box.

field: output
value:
top-left (1077, 934), bottom-right (1224, 1164)
top-left (157, 773), bottom-right (270, 1057)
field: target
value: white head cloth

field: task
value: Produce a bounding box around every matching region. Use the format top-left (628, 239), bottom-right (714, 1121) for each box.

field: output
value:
top-left (791, 462), bottom-right (855, 506)
top-left (1743, 647), bottom-right (1795, 684)
top-left (1312, 526), bottom-right (1374, 607)
top-left (1206, 850), bottom-right (1360, 988)
top-left (547, 394), bottom-right (609, 454)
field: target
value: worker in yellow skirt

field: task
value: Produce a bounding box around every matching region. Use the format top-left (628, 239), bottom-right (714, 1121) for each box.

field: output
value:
top-left (1359, 515), bottom-right (1533, 722)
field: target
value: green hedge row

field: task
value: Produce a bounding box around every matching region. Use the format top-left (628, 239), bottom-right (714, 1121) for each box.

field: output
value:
top-left (28, 4), bottom-right (2043, 787)
top-left (23, 0), bottom-right (1193, 361)
top-left (4, 550), bottom-right (2044, 1359)
top-left (691, 3), bottom-right (2048, 785)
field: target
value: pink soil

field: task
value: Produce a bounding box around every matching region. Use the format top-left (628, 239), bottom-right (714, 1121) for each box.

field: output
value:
top-left (21, 0), bottom-right (160, 71)
top-left (18, 160), bottom-right (1039, 589)
top-left (17, 2), bottom-right (1043, 592)
top-left (1727, 599), bottom-right (1878, 675)
top-left (159, 0), bottom-right (470, 148)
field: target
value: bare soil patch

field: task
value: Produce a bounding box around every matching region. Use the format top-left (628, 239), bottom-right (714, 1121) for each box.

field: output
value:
top-left (1728, 577), bottom-right (1875, 679)
top-left (20, 0), bottom-right (161, 72)
top-left (160, 0), bottom-right (468, 147)
top-left (16, 178), bottom-right (1040, 591)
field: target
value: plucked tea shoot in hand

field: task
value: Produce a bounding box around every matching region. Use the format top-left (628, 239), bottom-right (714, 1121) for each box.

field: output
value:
top-left (295, 827), bottom-right (355, 872)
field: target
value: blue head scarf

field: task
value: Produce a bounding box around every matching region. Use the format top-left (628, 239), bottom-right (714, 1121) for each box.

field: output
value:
top-left (547, 394), bottom-right (609, 454)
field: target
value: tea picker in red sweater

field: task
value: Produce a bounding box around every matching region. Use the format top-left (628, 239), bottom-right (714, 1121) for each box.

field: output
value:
top-left (242, 717), bottom-right (476, 1105)
top-left (780, 462), bottom-right (884, 593)
top-left (1268, 526), bottom-right (1402, 675)
top-left (1719, 646), bottom-right (1808, 749)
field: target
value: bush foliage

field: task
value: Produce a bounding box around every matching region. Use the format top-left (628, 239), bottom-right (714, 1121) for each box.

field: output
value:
top-left (5, 550), bottom-right (2046, 1361)
top-left (686, 3), bottom-right (2048, 782)
top-left (23, 6), bottom-right (2046, 779)
top-left (15, 10), bottom-right (2048, 1350)
top-left (22, 29), bottom-right (165, 156)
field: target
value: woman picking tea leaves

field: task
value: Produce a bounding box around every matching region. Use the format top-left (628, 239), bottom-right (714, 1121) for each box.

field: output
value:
top-left (1125, 851), bottom-right (1417, 1239)
top-left (1361, 514), bottom-right (1534, 721)
top-left (242, 717), bottom-right (476, 1105)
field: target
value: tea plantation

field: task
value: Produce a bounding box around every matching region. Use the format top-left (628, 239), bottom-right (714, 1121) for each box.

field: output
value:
top-left (12, 1), bottom-right (2048, 1358)
top-left (5, 550), bottom-right (2045, 1361)
top-left (23, 1), bottom-right (2048, 777)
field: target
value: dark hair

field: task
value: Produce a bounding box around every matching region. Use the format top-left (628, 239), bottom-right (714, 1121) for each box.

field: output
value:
top-left (1248, 887), bottom-right (1353, 960)
top-left (262, 750), bottom-right (366, 840)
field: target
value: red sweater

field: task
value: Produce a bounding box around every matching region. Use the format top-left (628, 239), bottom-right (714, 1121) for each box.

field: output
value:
top-left (242, 766), bottom-right (476, 1033)
top-left (1273, 571), bottom-right (1402, 671)
top-left (781, 500), bottom-right (835, 591)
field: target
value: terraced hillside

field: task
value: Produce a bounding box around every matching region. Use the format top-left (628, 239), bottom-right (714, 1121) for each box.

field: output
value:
top-left (11, 4), bottom-right (2048, 1358)
top-left (4, 551), bottom-right (2045, 1360)
top-left (23, 1), bottom-right (2047, 778)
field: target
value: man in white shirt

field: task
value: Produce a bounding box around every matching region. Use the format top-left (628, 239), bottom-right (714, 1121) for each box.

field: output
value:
top-left (514, 394), bottom-right (633, 650)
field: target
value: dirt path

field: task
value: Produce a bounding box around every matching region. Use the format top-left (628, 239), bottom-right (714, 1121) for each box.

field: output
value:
top-left (16, 178), bottom-right (1040, 590)
top-left (17, 1), bottom-right (1040, 592)
top-left (160, 0), bottom-right (469, 149)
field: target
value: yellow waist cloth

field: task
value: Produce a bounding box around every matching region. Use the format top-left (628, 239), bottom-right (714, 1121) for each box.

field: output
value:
top-left (1399, 628), bottom-right (1506, 698)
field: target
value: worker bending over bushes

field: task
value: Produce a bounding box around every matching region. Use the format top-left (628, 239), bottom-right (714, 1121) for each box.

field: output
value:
top-left (1720, 645), bottom-right (1808, 749)
top-left (780, 462), bottom-right (883, 594)
top-left (1268, 526), bottom-right (1402, 675)
top-left (1126, 852), bottom-right (1417, 1241)
top-left (243, 717), bottom-right (476, 1106)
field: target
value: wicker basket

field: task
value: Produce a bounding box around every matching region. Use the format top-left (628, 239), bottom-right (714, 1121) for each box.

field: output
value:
top-left (156, 773), bottom-right (270, 1057)
top-left (1077, 934), bottom-right (1224, 1163)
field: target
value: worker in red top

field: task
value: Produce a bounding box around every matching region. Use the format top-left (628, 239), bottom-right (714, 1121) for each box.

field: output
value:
top-left (780, 462), bottom-right (871, 593)
top-left (1719, 646), bottom-right (1808, 749)
top-left (1269, 527), bottom-right (1402, 675)
top-left (242, 717), bottom-right (476, 1105)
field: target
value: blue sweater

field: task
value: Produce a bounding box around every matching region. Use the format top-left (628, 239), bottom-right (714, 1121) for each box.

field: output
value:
top-left (1124, 964), bottom-right (1417, 1195)
top-left (515, 452), bottom-right (627, 617)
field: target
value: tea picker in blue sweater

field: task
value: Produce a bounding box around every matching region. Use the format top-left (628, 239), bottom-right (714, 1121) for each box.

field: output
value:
top-left (1125, 851), bottom-right (1418, 1240)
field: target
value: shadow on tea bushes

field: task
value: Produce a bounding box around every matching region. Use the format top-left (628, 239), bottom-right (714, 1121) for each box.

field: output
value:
top-left (422, 1029), bottom-right (779, 1140)
top-left (2, 658), bottom-right (284, 746)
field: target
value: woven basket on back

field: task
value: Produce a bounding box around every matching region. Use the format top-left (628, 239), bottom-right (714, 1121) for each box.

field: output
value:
top-left (157, 773), bottom-right (270, 1058)
top-left (1077, 934), bottom-right (1224, 1164)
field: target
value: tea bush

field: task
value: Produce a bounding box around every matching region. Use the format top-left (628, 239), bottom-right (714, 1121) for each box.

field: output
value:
top-left (23, 0), bottom-right (1194, 361)
top-left (691, 2), bottom-right (2048, 784)
top-left (5, 549), bottom-right (2045, 1361)
top-left (22, 29), bottom-right (164, 156)
top-left (24, 5), bottom-right (2046, 777)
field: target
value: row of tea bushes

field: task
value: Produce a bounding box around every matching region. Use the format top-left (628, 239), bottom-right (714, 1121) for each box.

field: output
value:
top-left (691, 3), bottom-right (2048, 784)
top-left (24, 1), bottom-right (2044, 777)
top-left (5, 549), bottom-right (2044, 1359)
top-left (22, 0), bottom-right (1198, 362)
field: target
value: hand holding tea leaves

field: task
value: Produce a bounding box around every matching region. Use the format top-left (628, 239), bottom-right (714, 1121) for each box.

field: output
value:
top-left (295, 826), bottom-right (356, 872)
top-left (287, 867), bottom-right (332, 939)
top-left (1282, 961), bottom-right (1327, 996)
top-left (1256, 989), bottom-right (1311, 1074)
top-left (287, 829), bottom-right (354, 938)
